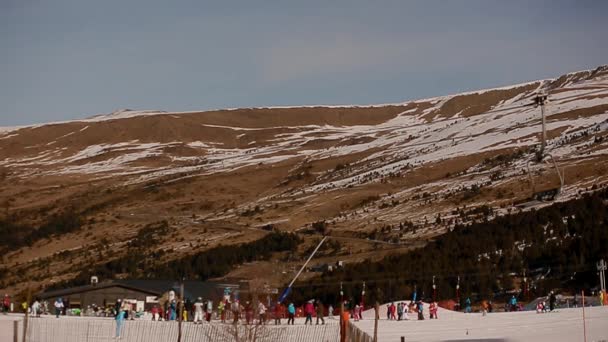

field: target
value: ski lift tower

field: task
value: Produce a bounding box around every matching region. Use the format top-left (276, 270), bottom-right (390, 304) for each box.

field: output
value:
top-left (533, 93), bottom-right (549, 161)
top-left (432, 276), bottom-right (436, 302)
top-left (455, 276), bottom-right (461, 311)
top-left (598, 259), bottom-right (607, 293)
top-left (361, 281), bottom-right (366, 310)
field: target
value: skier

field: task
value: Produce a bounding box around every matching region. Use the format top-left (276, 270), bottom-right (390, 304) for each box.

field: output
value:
top-left (151, 305), bottom-right (159, 321)
top-left (328, 305), bottom-right (334, 319)
top-left (316, 300), bottom-right (325, 325)
top-left (481, 300), bottom-right (489, 316)
top-left (274, 302), bottom-right (282, 325)
top-left (429, 302), bottom-right (438, 319)
top-left (258, 302), bottom-right (267, 325)
top-left (416, 300), bottom-right (424, 320)
top-left (169, 300), bottom-right (177, 320)
top-left (402, 303), bottom-right (410, 320)
top-left (465, 297), bottom-right (472, 313)
top-left (509, 296), bottom-right (517, 312)
top-left (536, 301), bottom-right (544, 313)
top-left (128, 301), bottom-right (136, 321)
top-left (354, 304), bottom-right (361, 321)
top-left (287, 302), bottom-right (296, 325)
top-left (206, 299), bottom-right (213, 321)
top-left (193, 298), bottom-right (204, 324)
top-left (218, 300), bottom-right (225, 323)
top-left (54, 298), bottom-right (64, 318)
top-left (115, 300), bottom-right (127, 339)
top-left (245, 301), bottom-right (253, 325)
top-left (304, 300), bottom-right (314, 325)
top-left (31, 299), bottom-right (41, 318)
top-left (549, 291), bottom-right (557, 311)
top-left (386, 304), bottom-right (391, 320)
top-left (231, 300), bottom-right (241, 324)
top-left (2, 294), bottom-right (10, 314)
top-left (359, 302), bottom-right (364, 320)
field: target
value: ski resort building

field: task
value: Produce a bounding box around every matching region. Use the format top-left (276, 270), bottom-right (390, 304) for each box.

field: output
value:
top-left (38, 279), bottom-right (242, 311)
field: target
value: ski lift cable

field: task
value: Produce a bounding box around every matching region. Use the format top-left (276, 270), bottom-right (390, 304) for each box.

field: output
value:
top-left (278, 236), bottom-right (328, 303)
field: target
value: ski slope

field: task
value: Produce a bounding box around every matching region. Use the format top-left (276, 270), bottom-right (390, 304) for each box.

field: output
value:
top-left (355, 303), bottom-right (608, 342)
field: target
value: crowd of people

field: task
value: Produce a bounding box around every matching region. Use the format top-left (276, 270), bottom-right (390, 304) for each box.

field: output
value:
top-left (382, 300), bottom-right (438, 321)
top-left (130, 295), bottom-right (331, 327)
top-left (4, 288), bottom-right (606, 327)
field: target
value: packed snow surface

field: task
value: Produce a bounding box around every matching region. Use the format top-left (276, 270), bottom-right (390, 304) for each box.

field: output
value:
top-left (355, 303), bottom-right (608, 342)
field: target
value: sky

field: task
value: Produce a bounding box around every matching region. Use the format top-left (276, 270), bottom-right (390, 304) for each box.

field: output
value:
top-left (1, 0), bottom-right (607, 126)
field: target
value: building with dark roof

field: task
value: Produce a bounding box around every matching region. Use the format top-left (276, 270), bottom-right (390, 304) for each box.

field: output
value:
top-left (39, 279), bottom-right (242, 311)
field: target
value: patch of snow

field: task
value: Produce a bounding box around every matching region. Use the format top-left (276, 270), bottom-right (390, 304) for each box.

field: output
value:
top-left (0, 133), bottom-right (19, 140)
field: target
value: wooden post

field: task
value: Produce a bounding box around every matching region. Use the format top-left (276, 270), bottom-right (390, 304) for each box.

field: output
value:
top-left (340, 300), bottom-right (345, 342)
top-left (177, 280), bottom-right (184, 342)
top-left (13, 320), bottom-right (18, 342)
top-left (581, 290), bottom-right (587, 342)
top-left (373, 302), bottom-right (379, 342)
top-left (22, 287), bottom-right (31, 342)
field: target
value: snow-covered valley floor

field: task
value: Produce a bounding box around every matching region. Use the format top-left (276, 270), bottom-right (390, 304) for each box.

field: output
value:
top-left (355, 304), bottom-right (608, 342)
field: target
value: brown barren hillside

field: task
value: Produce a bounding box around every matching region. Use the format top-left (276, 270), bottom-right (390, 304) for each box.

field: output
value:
top-left (1, 65), bottom-right (608, 294)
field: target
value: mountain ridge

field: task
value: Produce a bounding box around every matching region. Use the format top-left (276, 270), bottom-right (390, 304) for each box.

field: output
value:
top-left (2, 64), bottom-right (606, 131)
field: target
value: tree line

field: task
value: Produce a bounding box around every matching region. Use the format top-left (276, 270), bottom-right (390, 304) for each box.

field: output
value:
top-left (46, 230), bottom-right (300, 291)
top-left (0, 209), bottom-right (82, 253)
top-left (290, 187), bottom-right (608, 305)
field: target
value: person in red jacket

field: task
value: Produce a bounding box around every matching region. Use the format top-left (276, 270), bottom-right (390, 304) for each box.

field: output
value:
top-left (274, 302), bottom-right (283, 325)
top-left (151, 305), bottom-right (159, 321)
top-left (389, 302), bottom-right (397, 320)
top-left (304, 300), bottom-right (315, 325)
top-left (3, 294), bottom-right (11, 313)
top-left (429, 302), bottom-right (438, 319)
top-left (245, 301), bottom-right (253, 325)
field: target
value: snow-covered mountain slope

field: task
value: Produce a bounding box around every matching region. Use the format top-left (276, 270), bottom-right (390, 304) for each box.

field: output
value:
top-left (1, 65), bottom-right (608, 294)
top-left (2, 67), bottom-right (607, 183)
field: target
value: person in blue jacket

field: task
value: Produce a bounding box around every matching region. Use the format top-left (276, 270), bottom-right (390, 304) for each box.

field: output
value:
top-left (416, 300), bottom-right (424, 320)
top-left (115, 300), bottom-right (126, 338)
top-left (465, 297), bottom-right (472, 313)
top-left (509, 295), bottom-right (518, 312)
top-left (287, 302), bottom-right (296, 325)
top-left (169, 300), bottom-right (177, 320)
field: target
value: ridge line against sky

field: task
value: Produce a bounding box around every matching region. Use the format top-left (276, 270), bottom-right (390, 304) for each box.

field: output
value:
top-left (1, 0), bottom-right (607, 126)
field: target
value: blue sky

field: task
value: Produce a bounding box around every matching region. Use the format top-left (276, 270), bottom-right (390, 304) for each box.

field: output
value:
top-left (1, 0), bottom-right (607, 126)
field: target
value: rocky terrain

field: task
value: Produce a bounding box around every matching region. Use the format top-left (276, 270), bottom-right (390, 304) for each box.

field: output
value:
top-left (1, 65), bottom-right (607, 295)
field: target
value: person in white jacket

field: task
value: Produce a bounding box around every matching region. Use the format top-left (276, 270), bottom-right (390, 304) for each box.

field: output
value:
top-left (31, 300), bottom-right (41, 317)
top-left (206, 300), bottom-right (213, 322)
top-left (193, 298), bottom-right (204, 324)
top-left (54, 298), bottom-right (64, 318)
top-left (258, 302), bottom-right (267, 325)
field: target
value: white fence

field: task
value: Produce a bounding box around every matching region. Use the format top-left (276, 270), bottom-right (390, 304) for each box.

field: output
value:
top-left (347, 322), bottom-right (373, 342)
top-left (25, 318), bottom-right (340, 342)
